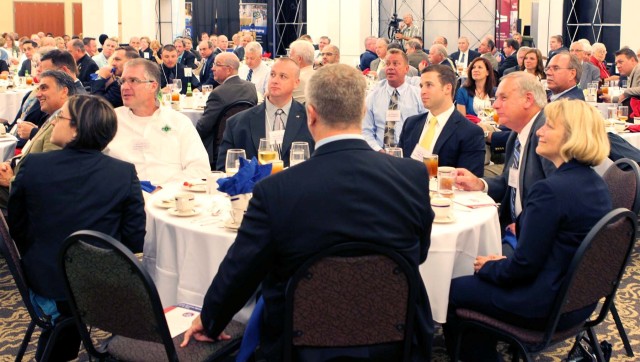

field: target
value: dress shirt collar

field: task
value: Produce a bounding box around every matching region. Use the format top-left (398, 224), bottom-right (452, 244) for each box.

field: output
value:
top-left (315, 134), bottom-right (364, 150)
top-left (517, 111), bottom-right (539, 149)
top-left (223, 74), bottom-right (239, 84)
top-left (383, 79), bottom-right (410, 97)
top-left (549, 85), bottom-right (577, 102)
top-left (429, 104), bottom-right (455, 126)
top-left (265, 97), bottom-right (293, 130)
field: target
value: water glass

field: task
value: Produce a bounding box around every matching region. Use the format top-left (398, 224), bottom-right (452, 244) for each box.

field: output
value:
top-left (618, 106), bottom-right (629, 122)
top-left (225, 149), bottom-right (246, 176)
top-left (386, 147), bottom-right (403, 158)
top-left (172, 79), bottom-right (182, 93)
top-left (207, 171), bottom-right (225, 194)
top-left (290, 141), bottom-right (310, 166)
top-left (607, 106), bottom-right (617, 121)
top-left (437, 166), bottom-right (456, 198)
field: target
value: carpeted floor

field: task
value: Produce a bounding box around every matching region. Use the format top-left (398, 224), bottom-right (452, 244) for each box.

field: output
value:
top-left (1, 246), bottom-right (639, 361)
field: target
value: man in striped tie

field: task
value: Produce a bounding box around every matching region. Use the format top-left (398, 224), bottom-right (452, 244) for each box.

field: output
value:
top-left (454, 72), bottom-right (556, 256)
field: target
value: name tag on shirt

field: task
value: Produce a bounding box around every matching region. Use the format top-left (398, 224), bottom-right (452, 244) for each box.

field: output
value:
top-left (268, 130), bottom-right (285, 146)
top-left (386, 110), bottom-right (401, 122)
top-left (508, 167), bottom-right (519, 189)
top-left (184, 68), bottom-right (192, 77)
top-left (133, 139), bottom-right (151, 152)
top-left (144, 53), bottom-right (150, 59)
top-left (410, 144), bottom-right (428, 162)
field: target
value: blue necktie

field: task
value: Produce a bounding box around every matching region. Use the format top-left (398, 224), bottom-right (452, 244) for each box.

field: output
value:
top-left (247, 69), bottom-right (253, 81)
top-left (510, 138), bottom-right (521, 222)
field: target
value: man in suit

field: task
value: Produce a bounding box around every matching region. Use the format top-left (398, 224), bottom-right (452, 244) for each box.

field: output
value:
top-left (478, 37), bottom-right (499, 75)
top-left (399, 64), bottom-right (485, 176)
top-left (369, 38), bottom-right (389, 75)
top-left (450, 36), bottom-right (480, 69)
top-left (406, 40), bottom-right (428, 69)
top-left (569, 41), bottom-right (600, 89)
top-left (196, 52), bottom-right (258, 169)
top-left (217, 58), bottom-right (315, 171)
top-left (67, 39), bottom-right (99, 86)
top-left (358, 36), bottom-right (378, 71)
top-left (428, 44), bottom-right (455, 72)
top-left (159, 45), bottom-right (201, 94)
top-left (198, 40), bottom-right (216, 87)
top-left (456, 72), bottom-right (556, 256)
top-left (183, 63), bottom-right (434, 362)
top-left (498, 38), bottom-right (519, 77)
top-left (91, 47), bottom-right (140, 108)
top-left (502, 46), bottom-right (530, 78)
top-left (174, 38), bottom-right (196, 69)
top-left (82, 37), bottom-right (98, 57)
top-left (18, 40), bottom-right (37, 76)
top-left (233, 34), bottom-right (252, 61)
top-left (546, 35), bottom-right (568, 67)
top-left (601, 48), bottom-right (640, 104)
top-left (545, 52), bottom-right (584, 102)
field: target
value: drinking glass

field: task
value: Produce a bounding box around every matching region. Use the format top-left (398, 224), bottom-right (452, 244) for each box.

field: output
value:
top-left (225, 149), bottom-right (246, 176)
top-left (620, 80), bottom-right (628, 89)
top-left (258, 138), bottom-right (278, 164)
top-left (290, 141), bottom-right (310, 166)
top-left (607, 106), bottom-right (617, 121)
top-left (172, 79), bottom-right (182, 93)
top-left (202, 84), bottom-right (213, 96)
top-left (386, 147), bottom-right (403, 158)
top-left (271, 160), bottom-right (284, 175)
top-left (207, 171), bottom-right (225, 195)
top-left (423, 154), bottom-right (439, 180)
top-left (437, 166), bottom-right (456, 198)
top-left (617, 106), bottom-right (629, 122)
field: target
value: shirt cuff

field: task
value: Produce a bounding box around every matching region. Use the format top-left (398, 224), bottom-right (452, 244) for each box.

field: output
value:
top-left (480, 178), bottom-right (489, 193)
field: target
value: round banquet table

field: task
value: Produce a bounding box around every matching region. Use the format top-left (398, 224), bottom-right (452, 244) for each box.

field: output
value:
top-left (179, 108), bottom-right (203, 127)
top-left (0, 87), bottom-right (33, 122)
top-left (143, 183), bottom-right (501, 323)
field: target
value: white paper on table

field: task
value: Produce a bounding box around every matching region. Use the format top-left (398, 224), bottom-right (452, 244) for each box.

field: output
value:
top-left (165, 303), bottom-right (201, 338)
top-left (453, 192), bottom-right (499, 209)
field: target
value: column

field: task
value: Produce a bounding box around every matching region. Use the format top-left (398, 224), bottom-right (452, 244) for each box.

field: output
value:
top-left (121, 0), bottom-right (158, 42)
top-left (82, 0), bottom-right (118, 39)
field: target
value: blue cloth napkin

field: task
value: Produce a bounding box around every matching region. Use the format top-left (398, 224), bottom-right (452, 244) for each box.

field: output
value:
top-left (140, 180), bottom-right (157, 193)
top-left (502, 226), bottom-right (517, 250)
top-left (236, 296), bottom-right (264, 362)
top-left (217, 157), bottom-right (272, 196)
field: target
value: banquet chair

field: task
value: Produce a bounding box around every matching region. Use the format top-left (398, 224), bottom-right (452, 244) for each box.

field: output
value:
top-left (602, 157), bottom-right (640, 357)
top-left (59, 230), bottom-right (244, 362)
top-left (214, 100), bottom-right (256, 158)
top-left (0, 212), bottom-right (76, 362)
top-left (452, 208), bottom-right (637, 362)
top-left (283, 242), bottom-right (420, 362)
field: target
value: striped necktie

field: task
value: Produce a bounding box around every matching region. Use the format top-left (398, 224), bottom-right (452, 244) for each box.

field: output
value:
top-left (510, 138), bottom-right (521, 222)
top-left (247, 69), bottom-right (253, 81)
top-left (384, 89), bottom-right (399, 147)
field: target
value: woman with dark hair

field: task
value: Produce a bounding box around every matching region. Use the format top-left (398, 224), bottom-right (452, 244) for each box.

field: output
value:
top-left (455, 57), bottom-right (496, 117)
top-left (8, 94), bottom-right (145, 361)
top-left (521, 48), bottom-right (546, 81)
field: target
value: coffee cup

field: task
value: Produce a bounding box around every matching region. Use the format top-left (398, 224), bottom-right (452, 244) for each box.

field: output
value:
top-left (431, 197), bottom-right (453, 221)
top-left (230, 193), bottom-right (252, 225)
top-left (174, 193), bottom-right (195, 214)
top-left (634, 117), bottom-right (640, 125)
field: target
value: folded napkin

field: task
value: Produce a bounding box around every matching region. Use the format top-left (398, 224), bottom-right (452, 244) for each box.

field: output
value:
top-left (140, 180), bottom-right (157, 193)
top-left (262, 52), bottom-right (272, 59)
top-left (217, 157), bottom-right (272, 196)
top-left (627, 124), bottom-right (640, 133)
top-left (465, 114), bottom-right (481, 124)
top-left (362, 68), bottom-right (371, 75)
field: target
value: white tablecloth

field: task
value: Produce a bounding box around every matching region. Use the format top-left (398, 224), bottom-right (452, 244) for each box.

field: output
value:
top-left (0, 135), bottom-right (18, 161)
top-left (144, 184), bottom-right (501, 323)
top-left (0, 88), bottom-right (33, 121)
top-left (180, 108), bottom-right (203, 127)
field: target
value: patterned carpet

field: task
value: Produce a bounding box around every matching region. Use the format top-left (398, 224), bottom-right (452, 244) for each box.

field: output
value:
top-left (1, 246), bottom-right (639, 361)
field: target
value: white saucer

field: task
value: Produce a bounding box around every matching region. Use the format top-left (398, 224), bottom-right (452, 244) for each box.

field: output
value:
top-left (182, 184), bottom-right (207, 192)
top-left (168, 208), bottom-right (201, 217)
top-left (434, 215), bottom-right (456, 224)
top-left (154, 198), bottom-right (176, 208)
top-left (224, 220), bottom-right (240, 230)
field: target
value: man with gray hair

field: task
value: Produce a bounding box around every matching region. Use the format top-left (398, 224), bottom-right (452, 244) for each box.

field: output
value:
top-left (406, 39), bottom-right (428, 69)
top-left (478, 36), bottom-right (499, 71)
top-left (358, 36), bottom-right (378, 70)
top-left (238, 41), bottom-right (270, 94)
top-left (105, 58), bottom-right (210, 185)
top-left (320, 44), bottom-right (340, 65)
top-left (196, 52), bottom-right (258, 168)
top-left (450, 36), bottom-right (480, 69)
top-left (289, 39), bottom-right (315, 103)
top-left (174, 37), bottom-right (196, 69)
top-left (544, 52), bottom-right (583, 101)
top-left (569, 41), bottom-right (600, 89)
top-left (395, 13), bottom-right (421, 47)
top-left (66, 38), bottom-right (99, 85)
top-left (428, 43), bottom-right (455, 71)
top-left (182, 63), bottom-right (434, 361)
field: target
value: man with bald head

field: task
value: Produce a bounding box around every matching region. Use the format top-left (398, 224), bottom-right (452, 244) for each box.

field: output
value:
top-left (321, 44), bottom-right (340, 65)
top-left (196, 52), bottom-right (258, 168)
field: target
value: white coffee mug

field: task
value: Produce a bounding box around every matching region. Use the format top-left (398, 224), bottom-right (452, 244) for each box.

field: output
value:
top-left (431, 197), bottom-right (453, 221)
top-left (175, 193), bottom-right (195, 213)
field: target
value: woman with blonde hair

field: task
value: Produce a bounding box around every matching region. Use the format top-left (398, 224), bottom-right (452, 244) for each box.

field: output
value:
top-left (149, 39), bottom-right (163, 64)
top-left (446, 98), bottom-right (612, 359)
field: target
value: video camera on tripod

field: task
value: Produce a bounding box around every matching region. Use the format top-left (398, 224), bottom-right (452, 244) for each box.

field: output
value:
top-left (388, 13), bottom-right (401, 39)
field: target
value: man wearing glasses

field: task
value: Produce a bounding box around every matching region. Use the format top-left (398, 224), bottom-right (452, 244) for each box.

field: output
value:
top-left (544, 52), bottom-right (584, 102)
top-left (104, 59), bottom-right (209, 185)
top-left (320, 44), bottom-right (340, 66)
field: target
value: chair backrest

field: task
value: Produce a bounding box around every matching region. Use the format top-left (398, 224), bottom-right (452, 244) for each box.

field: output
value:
top-left (283, 242), bottom-right (419, 362)
top-left (544, 208), bottom-right (637, 340)
top-left (602, 158), bottom-right (640, 214)
top-left (0, 212), bottom-right (53, 329)
top-left (215, 100), bottom-right (256, 151)
top-left (59, 230), bottom-right (178, 361)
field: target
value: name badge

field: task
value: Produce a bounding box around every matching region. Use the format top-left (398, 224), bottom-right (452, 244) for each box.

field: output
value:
top-left (508, 167), bottom-right (519, 189)
top-left (144, 53), bottom-right (150, 59)
top-left (268, 130), bottom-right (285, 146)
top-left (386, 110), bottom-right (401, 122)
top-left (410, 144), bottom-right (428, 161)
top-left (184, 68), bottom-right (193, 77)
top-left (132, 139), bottom-right (150, 152)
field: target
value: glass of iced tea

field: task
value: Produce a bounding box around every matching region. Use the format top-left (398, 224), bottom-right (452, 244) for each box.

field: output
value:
top-left (270, 160), bottom-right (284, 174)
top-left (423, 154), bottom-right (438, 180)
top-left (26, 76), bottom-right (33, 86)
top-left (437, 166), bottom-right (456, 198)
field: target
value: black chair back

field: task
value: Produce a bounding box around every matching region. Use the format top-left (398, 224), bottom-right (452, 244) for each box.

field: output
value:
top-left (602, 158), bottom-right (640, 214)
top-left (214, 100), bottom-right (256, 158)
top-left (283, 242), bottom-right (419, 362)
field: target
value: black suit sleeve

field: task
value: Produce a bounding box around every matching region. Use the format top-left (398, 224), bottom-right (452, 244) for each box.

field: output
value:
top-left (183, 52), bottom-right (196, 68)
top-left (119, 166), bottom-right (146, 253)
top-left (18, 61), bottom-right (28, 77)
top-left (8, 156), bottom-right (30, 254)
top-left (216, 115), bottom-right (237, 171)
top-left (90, 78), bottom-right (123, 108)
top-left (196, 91), bottom-right (225, 141)
top-left (458, 126), bottom-right (486, 177)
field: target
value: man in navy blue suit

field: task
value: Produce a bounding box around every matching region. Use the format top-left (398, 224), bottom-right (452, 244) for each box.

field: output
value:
top-left (197, 40), bottom-right (215, 87)
top-left (399, 64), bottom-right (485, 176)
top-left (183, 63), bottom-right (434, 361)
top-left (545, 52), bottom-right (584, 102)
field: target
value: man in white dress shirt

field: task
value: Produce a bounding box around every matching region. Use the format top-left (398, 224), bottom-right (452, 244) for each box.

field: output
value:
top-left (104, 58), bottom-right (210, 185)
top-left (237, 41), bottom-right (270, 94)
top-left (289, 39), bottom-right (315, 103)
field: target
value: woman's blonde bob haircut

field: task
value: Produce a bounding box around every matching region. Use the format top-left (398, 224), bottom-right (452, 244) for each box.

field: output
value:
top-left (543, 99), bottom-right (610, 166)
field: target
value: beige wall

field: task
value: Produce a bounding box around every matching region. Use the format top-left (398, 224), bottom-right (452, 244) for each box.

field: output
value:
top-left (519, 0), bottom-right (533, 32)
top-left (0, 0), bottom-right (81, 36)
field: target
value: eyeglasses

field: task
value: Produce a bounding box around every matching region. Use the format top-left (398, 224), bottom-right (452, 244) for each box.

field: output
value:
top-left (544, 66), bottom-right (572, 72)
top-left (117, 77), bottom-right (155, 86)
top-left (51, 112), bottom-right (72, 124)
top-left (214, 63), bottom-right (230, 68)
top-left (320, 52), bottom-right (334, 56)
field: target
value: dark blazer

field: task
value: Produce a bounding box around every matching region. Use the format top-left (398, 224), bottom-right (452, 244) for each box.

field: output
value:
top-left (77, 54), bottom-right (99, 86)
top-left (90, 77), bottom-right (123, 108)
top-left (201, 138), bottom-right (434, 361)
top-left (13, 91), bottom-right (48, 148)
top-left (399, 110), bottom-right (485, 177)
top-left (476, 160), bottom-right (611, 319)
top-left (233, 46), bottom-right (245, 61)
top-left (498, 54), bottom-right (518, 77)
top-left (160, 63), bottom-right (201, 94)
top-left (449, 49), bottom-right (480, 66)
top-left (179, 50), bottom-right (196, 68)
top-left (216, 100), bottom-right (314, 171)
top-left (485, 112), bottom-right (556, 229)
top-left (196, 76), bottom-right (258, 167)
top-left (139, 48), bottom-right (153, 60)
top-left (190, 49), bottom-right (202, 62)
top-left (18, 59), bottom-right (31, 77)
top-left (555, 85), bottom-right (585, 101)
top-left (608, 133), bottom-right (640, 163)
top-left (8, 148), bottom-right (146, 300)
top-left (199, 56), bottom-right (214, 86)
top-left (546, 46), bottom-right (569, 67)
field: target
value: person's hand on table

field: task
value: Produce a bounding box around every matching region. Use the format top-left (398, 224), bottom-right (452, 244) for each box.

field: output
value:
top-left (455, 168), bottom-right (484, 191)
top-left (0, 162), bottom-right (14, 187)
top-left (599, 93), bottom-right (612, 103)
top-left (474, 254), bottom-right (506, 273)
top-left (17, 121), bottom-right (37, 139)
top-left (180, 315), bottom-right (230, 347)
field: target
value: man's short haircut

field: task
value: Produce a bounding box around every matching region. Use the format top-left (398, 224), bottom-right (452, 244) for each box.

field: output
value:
top-left (216, 52), bottom-right (240, 71)
top-left (504, 38), bottom-right (519, 51)
top-left (162, 44), bottom-right (178, 53)
top-left (82, 37), bottom-right (95, 46)
top-left (387, 43), bottom-right (403, 51)
top-left (517, 46), bottom-right (531, 56)
top-left (432, 43), bottom-right (448, 58)
top-left (551, 35), bottom-right (563, 45)
top-left (40, 70), bottom-right (77, 96)
top-left (23, 40), bottom-right (38, 48)
top-left (502, 71), bottom-right (547, 108)
top-left (306, 64), bottom-right (366, 129)
top-left (173, 38), bottom-right (185, 47)
top-left (487, 39), bottom-right (495, 50)
top-left (289, 39), bottom-right (315, 65)
top-left (615, 47), bottom-right (638, 62)
top-left (40, 49), bottom-right (78, 75)
top-left (106, 37), bottom-right (119, 45)
top-left (124, 58), bottom-right (162, 95)
top-left (554, 51), bottom-right (582, 83)
top-left (324, 44), bottom-right (340, 55)
top-left (276, 57), bottom-right (300, 78)
top-left (69, 39), bottom-right (85, 52)
top-left (364, 36), bottom-right (376, 47)
top-left (116, 47), bottom-right (141, 60)
top-left (458, 36), bottom-right (469, 43)
top-left (65, 94), bottom-right (118, 151)
top-left (544, 99), bottom-right (609, 166)
top-left (406, 40), bottom-right (421, 51)
top-left (200, 40), bottom-right (213, 50)
top-left (319, 36), bottom-right (331, 43)
top-left (387, 48), bottom-right (409, 64)
top-left (412, 36), bottom-right (424, 45)
top-left (422, 64), bottom-right (457, 99)
top-left (245, 41), bottom-right (263, 55)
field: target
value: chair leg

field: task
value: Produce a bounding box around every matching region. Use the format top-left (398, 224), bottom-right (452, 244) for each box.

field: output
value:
top-left (15, 320), bottom-right (36, 362)
top-left (586, 327), bottom-right (606, 362)
top-left (610, 303), bottom-right (634, 357)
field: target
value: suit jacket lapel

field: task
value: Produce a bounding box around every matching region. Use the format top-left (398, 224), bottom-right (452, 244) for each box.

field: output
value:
top-left (518, 112), bottom-right (543, 199)
top-left (409, 114), bottom-right (427, 152)
top-left (282, 102), bottom-right (306, 156)
top-left (250, 103), bottom-right (267, 151)
top-left (433, 112), bottom-right (459, 153)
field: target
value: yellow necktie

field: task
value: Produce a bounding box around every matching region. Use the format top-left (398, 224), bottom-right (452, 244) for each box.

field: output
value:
top-left (419, 117), bottom-right (438, 150)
